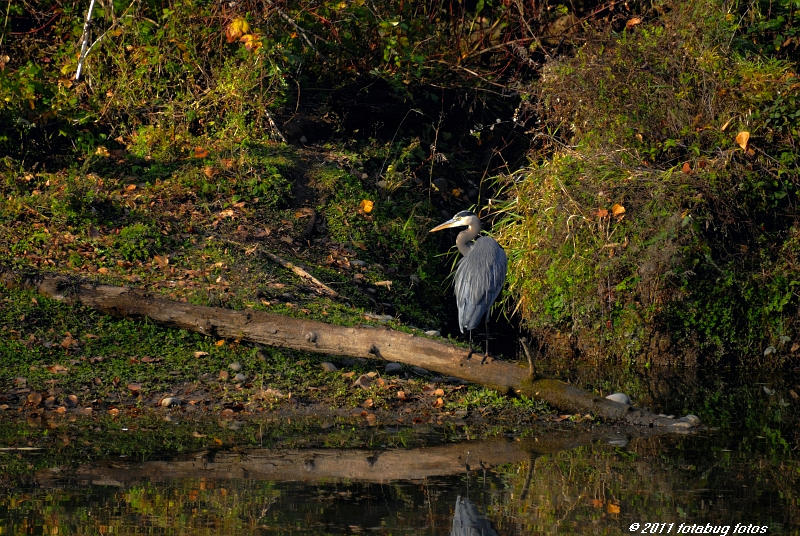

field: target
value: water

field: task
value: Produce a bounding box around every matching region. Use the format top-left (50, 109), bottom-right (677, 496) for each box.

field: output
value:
top-left (2, 367), bottom-right (798, 535)
top-left (2, 426), bottom-right (797, 535)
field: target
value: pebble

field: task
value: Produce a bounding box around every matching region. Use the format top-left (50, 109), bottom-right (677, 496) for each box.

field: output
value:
top-left (351, 259), bottom-right (367, 268)
top-left (229, 362), bottom-right (242, 372)
top-left (411, 366), bottom-right (429, 376)
top-left (605, 392), bottom-right (632, 405)
top-left (233, 373), bottom-right (247, 383)
top-left (385, 362), bottom-right (403, 374)
top-left (321, 362), bottom-right (338, 372)
top-left (160, 397), bottom-right (181, 407)
top-left (424, 330), bottom-right (441, 337)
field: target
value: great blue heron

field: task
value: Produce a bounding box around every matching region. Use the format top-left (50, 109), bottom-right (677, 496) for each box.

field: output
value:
top-left (430, 210), bottom-right (507, 358)
top-left (450, 495), bottom-right (498, 536)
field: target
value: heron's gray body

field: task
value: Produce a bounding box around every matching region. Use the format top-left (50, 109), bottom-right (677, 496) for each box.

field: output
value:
top-left (454, 235), bottom-right (507, 332)
top-left (430, 210), bottom-right (507, 348)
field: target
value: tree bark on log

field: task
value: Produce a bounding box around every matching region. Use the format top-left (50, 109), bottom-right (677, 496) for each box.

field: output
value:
top-left (0, 266), bottom-right (699, 428)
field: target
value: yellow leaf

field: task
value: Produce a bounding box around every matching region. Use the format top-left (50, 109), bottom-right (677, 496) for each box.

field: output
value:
top-left (611, 203), bottom-right (626, 217)
top-left (607, 502), bottom-right (621, 514)
top-left (215, 339), bottom-right (226, 347)
top-left (359, 199), bottom-right (374, 213)
top-left (226, 17), bottom-right (250, 43)
top-left (736, 131), bottom-right (750, 150)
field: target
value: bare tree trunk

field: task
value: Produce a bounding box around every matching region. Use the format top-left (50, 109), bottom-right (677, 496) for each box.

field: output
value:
top-left (0, 266), bottom-right (699, 428)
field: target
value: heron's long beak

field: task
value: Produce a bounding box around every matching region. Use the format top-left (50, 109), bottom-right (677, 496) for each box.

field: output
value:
top-left (429, 218), bottom-right (462, 233)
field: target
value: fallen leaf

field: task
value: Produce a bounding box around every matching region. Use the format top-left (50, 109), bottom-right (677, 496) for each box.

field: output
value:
top-left (215, 340), bottom-right (226, 347)
top-left (374, 280), bottom-right (393, 289)
top-left (193, 146), bottom-right (210, 159)
top-left (47, 364), bottom-right (69, 374)
top-left (27, 392), bottom-right (43, 406)
top-left (127, 383), bottom-right (142, 393)
top-left (397, 390), bottom-right (406, 400)
top-left (682, 161), bottom-right (692, 174)
top-left (736, 131), bottom-right (750, 150)
top-left (194, 351), bottom-right (209, 358)
top-left (625, 17), bottom-right (642, 29)
top-left (611, 203), bottom-right (626, 217)
top-left (591, 498), bottom-right (604, 508)
top-left (433, 397), bottom-right (444, 408)
top-left (95, 146), bottom-right (110, 157)
top-left (597, 208), bottom-right (609, 218)
top-left (226, 17), bottom-right (250, 43)
top-left (125, 184), bottom-right (137, 191)
top-left (107, 408), bottom-right (120, 416)
top-left (607, 502), bottom-right (621, 514)
top-left (433, 388), bottom-right (445, 397)
top-left (153, 255), bottom-right (169, 268)
top-left (359, 199), bottom-right (374, 213)
top-left (362, 398), bottom-right (374, 408)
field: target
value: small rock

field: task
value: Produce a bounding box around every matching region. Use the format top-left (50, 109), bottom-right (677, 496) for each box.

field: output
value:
top-left (229, 362), bottom-right (242, 372)
top-left (351, 259), bottom-right (367, 268)
top-left (233, 373), bottom-right (247, 383)
top-left (160, 397), bottom-right (181, 407)
top-left (605, 392), bottom-right (631, 405)
top-left (385, 362), bottom-right (403, 374)
top-left (424, 330), bottom-right (441, 337)
top-left (321, 362), bottom-right (338, 372)
top-left (671, 414), bottom-right (701, 428)
top-left (607, 436), bottom-right (629, 447)
top-left (411, 366), bottom-right (429, 376)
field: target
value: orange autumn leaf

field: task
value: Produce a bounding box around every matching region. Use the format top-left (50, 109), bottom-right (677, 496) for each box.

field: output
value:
top-left (682, 161), bottom-right (692, 174)
top-left (625, 17), bottom-right (642, 29)
top-left (193, 147), bottom-right (209, 159)
top-left (736, 131), bottom-right (750, 150)
top-left (597, 208), bottom-right (609, 218)
top-left (611, 203), bottom-right (626, 217)
top-left (359, 199), bottom-right (374, 213)
top-left (607, 502), bottom-right (621, 514)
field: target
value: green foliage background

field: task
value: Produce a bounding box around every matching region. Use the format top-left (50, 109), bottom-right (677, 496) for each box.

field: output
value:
top-left (1, 0), bottom-right (798, 367)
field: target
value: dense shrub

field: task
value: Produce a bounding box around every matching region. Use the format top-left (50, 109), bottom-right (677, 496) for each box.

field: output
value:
top-left (497, 0), bottom-right (799, 366)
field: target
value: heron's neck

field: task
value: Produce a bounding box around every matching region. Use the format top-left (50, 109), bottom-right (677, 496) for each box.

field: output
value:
top-left (456, 223), bottom-right (480, 256)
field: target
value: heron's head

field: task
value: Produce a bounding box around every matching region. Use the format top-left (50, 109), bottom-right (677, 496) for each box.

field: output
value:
top-left (429, 210), bottom-right (479, 233)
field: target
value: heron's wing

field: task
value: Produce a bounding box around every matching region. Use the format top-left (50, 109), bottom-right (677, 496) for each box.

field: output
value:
top-left (454, 237), bottom-right (507, 332)
top-left (450, 495), bottom-right (499, 536)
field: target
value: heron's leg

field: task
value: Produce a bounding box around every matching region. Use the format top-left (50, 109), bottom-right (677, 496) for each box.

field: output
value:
top-left (483, 314), bottom-right (490, 361)
top-left (466, 330), bottom-right (475, 359)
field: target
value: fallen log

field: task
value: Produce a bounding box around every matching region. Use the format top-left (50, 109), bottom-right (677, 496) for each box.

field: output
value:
top-left (34, 431), bottom-right (645, 486)
top-left (0, 266), bottom-right (699, 428)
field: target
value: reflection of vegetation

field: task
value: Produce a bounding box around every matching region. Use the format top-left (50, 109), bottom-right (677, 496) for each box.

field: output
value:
top-left (2, 435), bottom-right (798, 534)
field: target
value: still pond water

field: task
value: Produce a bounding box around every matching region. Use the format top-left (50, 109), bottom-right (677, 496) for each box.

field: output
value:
top-left (2, 368), bottom-right (798, 535)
